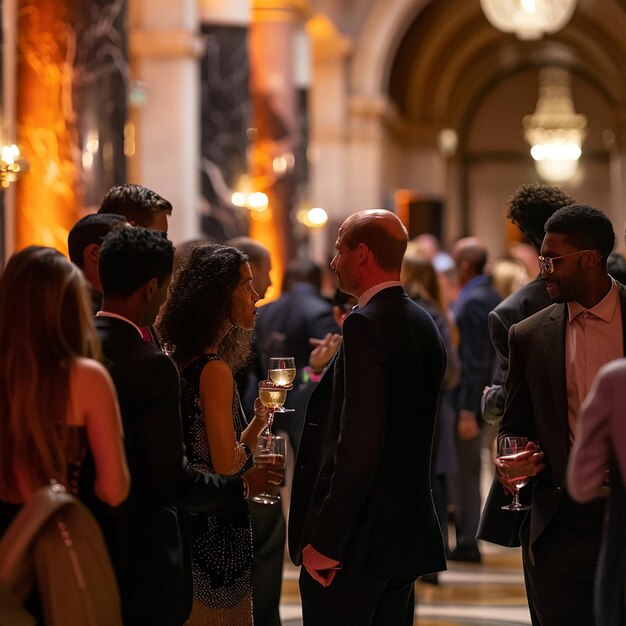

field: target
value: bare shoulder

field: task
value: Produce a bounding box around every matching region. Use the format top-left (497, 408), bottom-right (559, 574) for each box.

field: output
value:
top-left (71, 357), bottom-right (114, 389)
top-left (199, 356), bottom-right (233, 388)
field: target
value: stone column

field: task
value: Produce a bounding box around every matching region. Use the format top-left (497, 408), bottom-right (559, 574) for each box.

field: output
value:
top-left (129, 0), bottom-right (203, 245)
top-left (248, 0), bottom-right (310, 288)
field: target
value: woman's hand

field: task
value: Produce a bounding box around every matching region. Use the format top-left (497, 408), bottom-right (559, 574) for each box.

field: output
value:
top-left (253, 398), bottom-right (270, 423)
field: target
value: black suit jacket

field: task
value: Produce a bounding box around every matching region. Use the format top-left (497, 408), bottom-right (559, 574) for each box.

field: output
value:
top-left (289, 287), bottom-right (446, 579)
top-left (94, 316), bottom-right (245, 625)
top-left (496, 284), bottom-right (626, 559)
top-left (477, 278), bottom-right (552, 546)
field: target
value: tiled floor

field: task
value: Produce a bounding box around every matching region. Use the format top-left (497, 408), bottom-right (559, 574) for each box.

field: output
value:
top-left (279, 541), bottom-right (532, 625)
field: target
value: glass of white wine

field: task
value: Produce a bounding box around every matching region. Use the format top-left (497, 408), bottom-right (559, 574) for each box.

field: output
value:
top-left (267, 357), bottom-right (295, 412)
top-left (258, 380), bottom-right (288, 433)
top-left (251, 434), bottom-right (286, 505)
top-left (498, 436), bottom-right (533, 512)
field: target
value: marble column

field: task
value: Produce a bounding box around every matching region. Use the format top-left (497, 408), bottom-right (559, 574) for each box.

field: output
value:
top-left (197, 0), bottom-right (250, 242)
top-left (249, 0), bottom-right (310, 286)
top-left (15, 0), bottom-right (128, 253)
top-left (129, 0), bottom-right (203, 245)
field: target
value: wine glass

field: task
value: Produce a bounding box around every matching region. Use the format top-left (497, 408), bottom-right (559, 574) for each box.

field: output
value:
top-left (498, 436), bottom-right (532, 511)
top-left (251, 434), bottom-right (286, 505)
top-left (258, 380), bottom-right (288, 434)
top-left (267, 357), bottom-right (295, 412)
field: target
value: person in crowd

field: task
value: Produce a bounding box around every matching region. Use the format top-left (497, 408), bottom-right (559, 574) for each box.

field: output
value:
top-left (96, 229), bottom-right (279, 625)
top-left (401, 245), bottom-right (460, 566)
top-left (226, 236), bottom-right (284, 626)
top-left (67, 212), bottom-right (128, 312)
top-left (289, 209), bottom-right (446, 624)
top-left (494, 204), bottom-right (624, 626)
top-left (0, 246), bottom-right (130, 617)
top-left (481, 183), bottom-right (575, 425)
top-left (255, 258), bottom-right (339, 456)
top-left (448, 237), bottom-right (501, 563)
top-left (490, 257), bottom-right (529, 301)
top-left (607, 250), bottom-right (626, 284)
top-left (478, 183), bottom-right (575, 556)
top-left (158, 243), bottom-right (272, 625)
top-left (98, 183), bottom-right (172, 232)
top-left (567, 358), bottom-right (626, 626)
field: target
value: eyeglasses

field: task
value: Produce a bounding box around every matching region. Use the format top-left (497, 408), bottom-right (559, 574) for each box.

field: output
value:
top-left (538, 249), bottom-right (591, 274)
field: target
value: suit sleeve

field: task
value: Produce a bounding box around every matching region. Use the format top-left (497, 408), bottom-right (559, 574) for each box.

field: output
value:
top-left (309, 312), bottom-right (386, 561)
top-left (134, 354), bottom-right (245, 515)
top-left (499, 323), bottom-right (537, 443)
top-left (481, 310), bottom-right (509, 424)
top-left (567, 364), bottom-right (613, 502)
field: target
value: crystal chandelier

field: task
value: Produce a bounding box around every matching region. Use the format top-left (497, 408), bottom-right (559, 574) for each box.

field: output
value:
top-left (0, 143), bottom-right (29, 188)
top-left (523, 67), bottom-right (586, 183)
top-left (480, 0), bottom-right (577, 40)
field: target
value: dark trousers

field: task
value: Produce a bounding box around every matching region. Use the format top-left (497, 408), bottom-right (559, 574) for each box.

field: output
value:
top-left (522, 494), bottom-right (604, 626)
top-left (299, 566), bottom-right (415, 626)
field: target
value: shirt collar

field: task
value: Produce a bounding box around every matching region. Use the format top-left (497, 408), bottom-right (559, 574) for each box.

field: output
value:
top-left (96, 311), bottom-right (144, 338)
top-left (358, 281), bottom-right (403, 308)
top-left (567, 278), bottom-right (620, 324)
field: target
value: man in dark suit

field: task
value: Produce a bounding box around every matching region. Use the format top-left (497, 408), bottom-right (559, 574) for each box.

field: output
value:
top-left (448, 237), bottom-right (501, 563)
top-left (289, 209), bottom-right (446, 625)
top-left (95, 226), bottom-right (279, 625)
top-left (495, 204), bottom-right (622, 626)
top-left (478, 184), bottom-right (575, 550)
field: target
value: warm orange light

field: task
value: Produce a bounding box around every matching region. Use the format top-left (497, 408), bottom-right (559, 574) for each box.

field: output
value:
top-left (16, 1), bottom-right (81, 255)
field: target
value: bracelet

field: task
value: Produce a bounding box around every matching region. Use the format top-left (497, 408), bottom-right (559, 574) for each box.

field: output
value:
top-left (303, 366), bottom-right (323, 383)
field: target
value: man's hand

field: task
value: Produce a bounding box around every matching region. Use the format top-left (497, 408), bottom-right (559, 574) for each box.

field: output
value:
top-left (308, 333), bottom-right (342, 375)
top-left (302, 544), bottom-right (341, 587)
top-left (458, 410), bottom-right (480, 440)
top-left (495, 440), bottom-right (545, 493)
top-left (242, 465), bottom-right (283, 499)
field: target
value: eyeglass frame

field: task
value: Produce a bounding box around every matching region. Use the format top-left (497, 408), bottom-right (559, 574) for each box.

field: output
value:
top-left (537, 249), bottom-right (592, 274)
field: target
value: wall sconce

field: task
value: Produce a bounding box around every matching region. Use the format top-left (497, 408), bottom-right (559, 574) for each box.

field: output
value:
top-left (480, 0), bottom-right (577, 40)
top-left (523, 67), bottom-right (586, 183)
top-left (0, 143), bottom-right (28, 188)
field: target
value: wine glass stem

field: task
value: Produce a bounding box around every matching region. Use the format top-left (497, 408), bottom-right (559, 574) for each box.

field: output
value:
top-left (266, 409), bottom-right (274, 434)
top-left (512, 488), bottom-right (520, 507)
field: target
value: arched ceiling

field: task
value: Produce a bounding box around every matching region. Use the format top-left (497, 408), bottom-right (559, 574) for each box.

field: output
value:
top-left (387, 0), bottom-right (626, 133)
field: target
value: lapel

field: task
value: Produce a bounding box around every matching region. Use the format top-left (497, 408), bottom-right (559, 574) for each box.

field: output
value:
top-left (542, 304), bottom-right (567, 430)
top-left (619, 283), bottom-right (626, 354)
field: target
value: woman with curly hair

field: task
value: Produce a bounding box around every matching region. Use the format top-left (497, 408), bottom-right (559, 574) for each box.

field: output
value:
top-left (158, 243), bottom-right (270, 625)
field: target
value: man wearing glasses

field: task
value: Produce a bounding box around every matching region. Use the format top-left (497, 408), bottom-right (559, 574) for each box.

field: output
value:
top-left (494, 204), bottom-right (625, 626)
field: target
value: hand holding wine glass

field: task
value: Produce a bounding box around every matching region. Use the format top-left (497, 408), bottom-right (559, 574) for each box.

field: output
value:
top-left (497, 436), bottom-right (535, 511)
top-left (258, 380), bottom-right (288, 434)
top-left (251, 434), bottom-right (286, 505)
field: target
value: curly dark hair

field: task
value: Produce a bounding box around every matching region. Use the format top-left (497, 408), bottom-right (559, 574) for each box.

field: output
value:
top-left (545, 204), bottom-right (615, 260)
top-left (98, 184), bottom-right (172, 227)
top-left (507, 183), bottom-right (575, 251)
top-left (158, 244), bottom-right (252, 371)
top-left (99, 227), bottom-right (174, 297)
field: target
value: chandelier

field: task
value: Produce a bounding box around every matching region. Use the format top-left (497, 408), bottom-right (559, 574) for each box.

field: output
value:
top-left (480, 0), bottom-right (577, 40)
top-left (523, 67), bottom-right (586, 183)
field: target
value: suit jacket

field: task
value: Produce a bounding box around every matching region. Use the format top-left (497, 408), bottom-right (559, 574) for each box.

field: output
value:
top-left (288, 286), bottom-right (447, 579)
top-left (93, 316), bottom-right (245, 625)
top-left (453, 274), bottom-right (501, 419)
top-left (497, 283), bottom-right (626, 560)
top-left (481, 277), bottom-right (551, 424)
top-left (477, 277), bottom-right (552, 546)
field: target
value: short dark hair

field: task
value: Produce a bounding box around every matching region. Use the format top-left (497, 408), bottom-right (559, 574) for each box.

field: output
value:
top-left (343, 214), bottom-right (407, 271)
top-left (98, 227), bottom-right (174, 297)
top-left (282, 259), bottom-right (321, 292)
top-left (67, 213), bottom-right (127, 267)
top-left (545, 204), bottom-right (615, 260)
top-left (507, 183), bottom-right (575, 251)
top-left (98, 184), bottom-right (172, 227)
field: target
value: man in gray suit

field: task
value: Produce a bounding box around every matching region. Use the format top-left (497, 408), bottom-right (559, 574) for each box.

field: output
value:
top-left (494, 204), bottom-right (623, 626)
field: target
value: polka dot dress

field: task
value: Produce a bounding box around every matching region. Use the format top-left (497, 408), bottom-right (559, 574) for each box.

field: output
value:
top-left (180, 354), bottom-right (253, 625)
